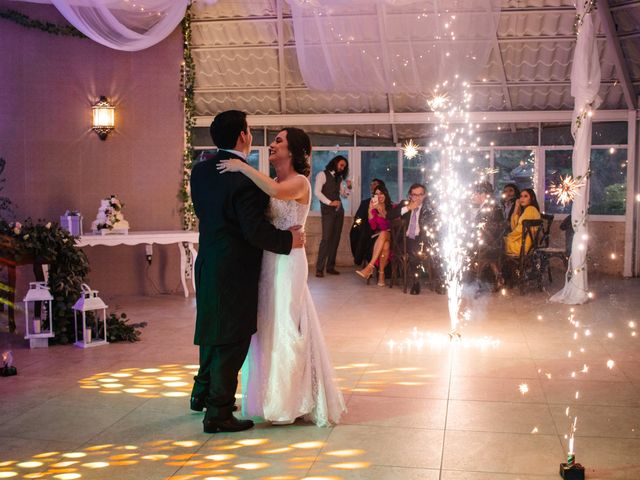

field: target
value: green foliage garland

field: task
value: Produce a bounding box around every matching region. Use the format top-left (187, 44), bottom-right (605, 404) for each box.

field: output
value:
top-left (0, 158), bottom-right (14, 221)
top-left (573, 0), bottom-right (597, 34)
top-left (180, 5), bottom-right (197, 231)
top-left (0, 9), bottom-right (85, 38)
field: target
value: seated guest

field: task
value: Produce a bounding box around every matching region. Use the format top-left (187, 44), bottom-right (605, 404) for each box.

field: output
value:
top-left (388, 183), bottom-right (437, 295)
top-left (501, 183), bottom-right (520, 234)
top-left (471, 182), bottom-right (505, 290)
top-left (355, 184), bottom-right (393, 286)
top-left (504, 188), bottom-right (541, 256)
top-left (350, 178), bottom-right (386, 266)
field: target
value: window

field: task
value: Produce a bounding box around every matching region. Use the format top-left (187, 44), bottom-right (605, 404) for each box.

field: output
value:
top-left (361, 150), bottom-right (399, 202)
top-left (310, 150), bottom-right (351, 213)
top-left (193, 128), bottom-right (265, 148)
top-left (544, 148), bottom-right (628, 216)
top-left (592, 122), bottom-right (627, 145)
top-left (461, 150), bottom-right (490, 188)
top-left (402, 151), bottom-right (437, 198)
top-left (495, 149), bottom-right (535, 196)
top-left (193, 148), bottom-right (259, 170)
top-left (544, 150), bottom-right (573, 215)
top-left (589, 148), bottom-right (627, 215)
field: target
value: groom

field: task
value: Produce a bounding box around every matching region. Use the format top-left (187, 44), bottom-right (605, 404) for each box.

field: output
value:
top-left (190, 110), bottom-right (304, 434)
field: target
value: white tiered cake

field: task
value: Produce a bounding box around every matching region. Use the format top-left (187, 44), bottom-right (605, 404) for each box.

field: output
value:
top-left (91, 195), bottom-right (129, 234)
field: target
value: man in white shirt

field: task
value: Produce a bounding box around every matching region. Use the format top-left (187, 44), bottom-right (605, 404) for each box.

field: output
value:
top-left (314, 155), bottom-right (351, 277)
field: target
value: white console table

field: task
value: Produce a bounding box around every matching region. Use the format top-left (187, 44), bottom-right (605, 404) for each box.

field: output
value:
top-left (76, 231), bottom-right (199, 298)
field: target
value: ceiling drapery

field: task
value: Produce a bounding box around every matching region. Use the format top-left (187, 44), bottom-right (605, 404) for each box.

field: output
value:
top-left (551, 1), bottom-right (601, 305)
top-left (286, 0), bottom-right (501, 93)
top-left (9, 0), bottom-right (220, 51)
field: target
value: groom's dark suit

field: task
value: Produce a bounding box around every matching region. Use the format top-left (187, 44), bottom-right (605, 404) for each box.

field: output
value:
top-left (190, 149), bottom-right (292, 422)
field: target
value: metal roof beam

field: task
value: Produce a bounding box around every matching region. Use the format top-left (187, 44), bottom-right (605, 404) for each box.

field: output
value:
top-left (194, 110), bottom-right (632, 127)
top-left (597, 0), bottom-right (637, 109)
top-left (490, 32), bottom-right (516, 131)
top-left (190, 35), bottom-right (611, 51)
top-left (276, 0), bottom-right (287, 113)
top-left (194, 79), bottom-right (635, 94)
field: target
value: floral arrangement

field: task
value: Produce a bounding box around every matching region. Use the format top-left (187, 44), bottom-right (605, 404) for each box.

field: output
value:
top-left (94, 195), bottom-right (126, 231)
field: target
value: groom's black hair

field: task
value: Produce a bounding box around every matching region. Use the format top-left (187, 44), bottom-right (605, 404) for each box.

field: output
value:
top-left (210, 110), bottom-right (248, 149)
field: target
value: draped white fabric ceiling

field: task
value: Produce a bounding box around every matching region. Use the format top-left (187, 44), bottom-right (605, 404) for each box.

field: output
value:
top-left (187, 0), bottom-right (638, 138)
top-left (8, 0), bottom-right (640, 134)
top-left (9, 0), bottom-right (218, 51)
top-left (287, 0), bottom-right (501, 93)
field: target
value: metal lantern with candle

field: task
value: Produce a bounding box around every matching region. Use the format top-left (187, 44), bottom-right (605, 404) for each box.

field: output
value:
top-left (73, 283), bottom-right (108, 348)
top-left (23, 281), bottom-right (54, 348)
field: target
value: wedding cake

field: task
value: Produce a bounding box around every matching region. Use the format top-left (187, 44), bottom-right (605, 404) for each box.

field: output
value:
top-left (91, 195), bottom-right (129, 234)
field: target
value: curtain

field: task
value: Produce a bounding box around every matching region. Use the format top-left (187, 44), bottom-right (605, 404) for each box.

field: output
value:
top-left (9, 0), bottom-right (221, 51)
top-left (550, 1), bottom-right (601, 305)
top-left (286, 0), bottom-right (501, 93)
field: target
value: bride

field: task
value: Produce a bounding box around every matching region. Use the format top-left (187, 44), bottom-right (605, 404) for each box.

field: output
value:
top-left (217, 127), bottom-right (346, 427)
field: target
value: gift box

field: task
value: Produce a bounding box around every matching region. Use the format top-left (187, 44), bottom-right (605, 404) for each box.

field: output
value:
top-left (60, 211), bottom-right (83, 237)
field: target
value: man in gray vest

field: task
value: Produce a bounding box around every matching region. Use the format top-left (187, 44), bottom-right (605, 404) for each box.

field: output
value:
top-left (314, 155), bottom-right (351, 277)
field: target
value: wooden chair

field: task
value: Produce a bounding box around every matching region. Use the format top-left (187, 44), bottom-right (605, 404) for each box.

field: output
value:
top-left (537, 213), bottom-right (568, 284)
top-left (389, 217), bottom-right (409, 292)
top-left (502, 219), bottom-right (545, 294)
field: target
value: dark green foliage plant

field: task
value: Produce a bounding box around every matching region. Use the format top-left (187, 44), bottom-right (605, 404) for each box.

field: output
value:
top-left (92, 311), bottom-right (147, 343)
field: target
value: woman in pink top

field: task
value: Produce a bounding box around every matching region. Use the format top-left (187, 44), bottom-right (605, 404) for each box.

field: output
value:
top-left (356, 184), bottom-right (393, 286)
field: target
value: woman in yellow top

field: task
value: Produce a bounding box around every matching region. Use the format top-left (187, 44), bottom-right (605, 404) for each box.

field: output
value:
top-left (504, 188), bottom-right (541, 256)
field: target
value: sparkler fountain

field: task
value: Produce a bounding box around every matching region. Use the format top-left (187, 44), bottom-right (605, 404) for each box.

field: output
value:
top-left (426, 81), bottom-right (480, 337)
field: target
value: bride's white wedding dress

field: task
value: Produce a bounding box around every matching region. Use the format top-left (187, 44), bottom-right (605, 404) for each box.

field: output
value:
top-left (241, 176), bottom-right (347, 426)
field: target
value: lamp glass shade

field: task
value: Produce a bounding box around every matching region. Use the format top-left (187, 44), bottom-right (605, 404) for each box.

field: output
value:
top-left (92, 100), bottom-right (115, 129)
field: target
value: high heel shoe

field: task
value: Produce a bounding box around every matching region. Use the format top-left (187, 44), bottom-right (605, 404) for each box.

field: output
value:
top-left (377, 273), bottom-right (385, 287)
top-left (356, 263), bottom-right (374, 280)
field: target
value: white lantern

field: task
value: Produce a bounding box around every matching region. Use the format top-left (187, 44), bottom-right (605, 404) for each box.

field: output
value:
top-left (23, 282), bottom-right (54, 348)
top-left (73, 283), bottom-right (109, 348)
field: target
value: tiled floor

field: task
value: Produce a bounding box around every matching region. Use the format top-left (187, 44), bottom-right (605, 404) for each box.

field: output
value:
top-left (1, 270), bottom-right (639, 479)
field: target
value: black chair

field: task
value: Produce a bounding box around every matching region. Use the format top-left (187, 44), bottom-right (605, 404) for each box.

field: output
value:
top-left (389, 217), bottom-right (409, 292)
top-left (502, 219), bottom-right (544, 294)
top-left (537, 213), bottom-right (569, 284)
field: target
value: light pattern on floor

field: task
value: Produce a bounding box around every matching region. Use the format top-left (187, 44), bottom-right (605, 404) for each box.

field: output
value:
top-left (78, 364), bottom-right (200, 398)
top-left (0, 441), bottom-right (368, 479)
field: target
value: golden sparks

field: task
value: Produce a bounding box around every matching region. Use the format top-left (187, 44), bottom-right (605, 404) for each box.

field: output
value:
top-left (549, 174), bottom-right (587, 207)
top-left (402, 139), bottom-right (420, 160)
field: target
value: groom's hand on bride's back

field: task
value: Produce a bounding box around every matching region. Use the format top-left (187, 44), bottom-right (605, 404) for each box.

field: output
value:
top-left (289, 225), bottom-right (305, 249)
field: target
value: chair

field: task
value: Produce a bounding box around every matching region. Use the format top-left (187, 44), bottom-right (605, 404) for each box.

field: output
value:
top-left (502, 219), bottom-right (544, 294)
top-left (537, 213), bottom-right (569, 284)
top-left (389, 217), bottom-right (409, 292)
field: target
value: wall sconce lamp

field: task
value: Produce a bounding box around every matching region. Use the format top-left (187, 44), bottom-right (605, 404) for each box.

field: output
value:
top-left (92, 96), bottom-right (115, 140)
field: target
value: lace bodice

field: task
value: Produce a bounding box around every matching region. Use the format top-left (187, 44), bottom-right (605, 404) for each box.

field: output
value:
top-left (266, 176), bottom-right (311, 230)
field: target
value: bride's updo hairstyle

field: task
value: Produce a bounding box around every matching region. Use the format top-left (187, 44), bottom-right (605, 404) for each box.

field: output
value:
top-left (282, 127), bottom-right (311, 177)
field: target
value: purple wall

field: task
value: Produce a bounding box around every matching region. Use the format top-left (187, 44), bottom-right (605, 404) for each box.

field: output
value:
top-left (0, 0), bottom-right (186, 297)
